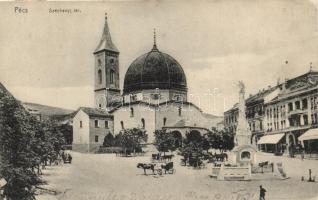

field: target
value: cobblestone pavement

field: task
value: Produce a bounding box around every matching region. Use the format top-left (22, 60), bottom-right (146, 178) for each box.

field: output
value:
top-left (36, 151), bottom-right (318, 200)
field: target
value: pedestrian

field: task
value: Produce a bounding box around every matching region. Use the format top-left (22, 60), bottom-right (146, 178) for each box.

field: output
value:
top-left (259, 185), bottom-right (266, 200)
top-left (301, 150), bottom-right (304, 161)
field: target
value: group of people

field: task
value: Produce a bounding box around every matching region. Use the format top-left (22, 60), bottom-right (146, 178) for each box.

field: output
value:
top-left (61, 151), bottom-right (72, 164)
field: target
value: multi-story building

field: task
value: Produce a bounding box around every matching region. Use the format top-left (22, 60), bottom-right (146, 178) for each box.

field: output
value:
top-left (224, 85), bottom-right (279, 145)
top-left (261, 70), bottom-right (318, 154)
top-left (224, 69), bottom-right (318, 155)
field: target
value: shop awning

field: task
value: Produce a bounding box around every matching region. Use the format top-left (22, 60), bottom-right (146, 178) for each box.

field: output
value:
top-left (298, 128), bottom-right (318, 141)
top-left (257, 133), bottom-right (284, 145)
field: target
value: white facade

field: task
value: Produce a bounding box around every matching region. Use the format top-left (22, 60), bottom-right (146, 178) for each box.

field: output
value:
top-left (111, 101), bottom-right (219, 143)
top-left (73, 110), bottom-right (90, 148)
top-left (72, 108), bottom-right (113, 153)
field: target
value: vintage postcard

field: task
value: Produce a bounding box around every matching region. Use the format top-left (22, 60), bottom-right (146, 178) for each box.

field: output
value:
top-left (0, 1), bottom-right (318, 200)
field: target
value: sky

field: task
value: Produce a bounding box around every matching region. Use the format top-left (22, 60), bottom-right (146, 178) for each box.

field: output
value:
top-left (1, 0), bottom-right (318, 116)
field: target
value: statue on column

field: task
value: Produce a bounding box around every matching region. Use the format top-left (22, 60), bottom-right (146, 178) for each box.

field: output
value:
top-left (235, 81), bottom-right (252, 146)
top-left (229, 81), bottom-right (257, 166)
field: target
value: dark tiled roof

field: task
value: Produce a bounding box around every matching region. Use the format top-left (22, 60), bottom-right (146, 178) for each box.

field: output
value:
top-left (94, 17), bottom-right (119, 53)
top-left (123, 47), bottom-right (187, 94)
top-left (79, 107), bottom-right (113, 118)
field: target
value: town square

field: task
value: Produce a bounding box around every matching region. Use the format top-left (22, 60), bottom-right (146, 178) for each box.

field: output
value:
top-left (1, 1), bottom-right (318, 200)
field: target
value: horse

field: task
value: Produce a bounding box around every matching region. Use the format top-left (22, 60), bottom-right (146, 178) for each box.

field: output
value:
top-left (152, 153), bottom-right (160, 161)
top-left (214, 153), bottom-right (228, 162)
top-left (161, 155), bottom-right (173, 161)
top-left (137, 163), bottom-right (155, 175)
top-left (161, 162), bottom-right (174, 174)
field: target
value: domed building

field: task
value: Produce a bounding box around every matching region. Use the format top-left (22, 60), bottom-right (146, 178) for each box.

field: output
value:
top-left (122, 43), bottom-right (188, 104)
top-left (72, 15), bottom-right (223, 153)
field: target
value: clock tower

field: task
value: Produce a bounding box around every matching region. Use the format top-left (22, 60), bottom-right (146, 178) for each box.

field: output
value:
top-left (94, 14), bottom-right (121, 111)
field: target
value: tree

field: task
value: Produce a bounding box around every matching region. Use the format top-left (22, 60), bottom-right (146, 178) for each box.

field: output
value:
top-left (103, 133), bottom-right (114, 147)
top-left (0, 92), bottom-right (41, 199)
top-left (202, 135), bottom-right (210, 153)
top-left (221, 130), bottom-right (234, 151)
top-left (180, 131), bottom-right (204, 167)
top-left (115, 128), bottom-right (147, 156)
top-left (57, 123), bottom-right (73, 145)
top-left (154, 130), bottom-right (177, 155)
top-left (0, 87), bottom-right (66, 199)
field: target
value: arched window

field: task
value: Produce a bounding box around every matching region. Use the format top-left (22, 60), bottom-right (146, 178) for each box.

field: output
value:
top-left (120, 121), bottom-right (124, 129)
top-left (98, 69), bottom-right (102, 84)
top-left (163, 117), bottom-right (167, 126)
top-left (130, 107), bottom-right (134, 117)
top-left (141, 118), bottom-right (145, 128)
top-left (110, 70), bottom-right (115, 84)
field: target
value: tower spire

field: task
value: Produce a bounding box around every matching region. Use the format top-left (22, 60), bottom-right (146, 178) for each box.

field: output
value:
top-left (152, 28), bottom-right (158, 51)
top-left (94, 13), bottom-right (119, 53)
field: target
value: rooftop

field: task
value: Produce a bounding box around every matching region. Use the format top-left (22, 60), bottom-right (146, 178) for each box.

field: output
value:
top-left (79, 107), bottom-right (113, 118)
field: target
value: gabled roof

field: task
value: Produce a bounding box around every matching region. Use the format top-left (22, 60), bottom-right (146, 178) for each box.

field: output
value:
top-left (77, 107), bottom-right (113, 118)
top-left (94, 15), bottom-right (119, 53)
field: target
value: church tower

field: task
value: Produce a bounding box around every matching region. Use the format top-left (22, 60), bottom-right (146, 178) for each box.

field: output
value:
top-left (94, 14), bottom-right (121, 111)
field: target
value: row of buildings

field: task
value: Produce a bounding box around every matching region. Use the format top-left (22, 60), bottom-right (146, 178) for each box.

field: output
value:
top-left (224, 69), bottom-right (318, 155)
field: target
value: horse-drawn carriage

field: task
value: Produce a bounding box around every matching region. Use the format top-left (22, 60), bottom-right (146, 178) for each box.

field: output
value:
top-left (161, 162), bottom-right (175, 174)
top-left (137, 162), bottom-right (175, 175)
top-left (151, 153), bottom-right (174, 162)
top-left (206, 152), bottom-right (228, 163)
top-left (62, 152), bottom-right (72, 164)
top-left (181, 152), bottom-right (205, 168)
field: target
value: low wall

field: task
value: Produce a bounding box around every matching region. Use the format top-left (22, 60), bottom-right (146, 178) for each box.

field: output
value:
top-left (72, 143), bottom-right (89, 153)
top-left (211, 167), bottom-right (221, 177)
top-left (97, 147), bottom-right (123, 154)
top-left (72, 143), bottom-right (100, 153)
top-left (218, 165), bottom-right (251, 180)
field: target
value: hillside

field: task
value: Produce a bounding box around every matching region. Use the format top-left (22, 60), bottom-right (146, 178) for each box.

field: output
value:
top-left (22, 102), bottom-right (74, 117)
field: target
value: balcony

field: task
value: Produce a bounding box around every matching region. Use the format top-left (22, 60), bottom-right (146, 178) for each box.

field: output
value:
top-left (288, 108), bottom-right (307, 116)
top-left (266, 124), bottom-right (311, 134)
